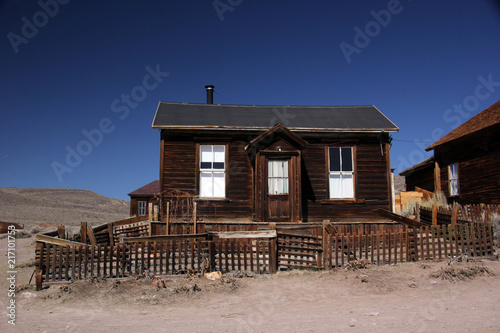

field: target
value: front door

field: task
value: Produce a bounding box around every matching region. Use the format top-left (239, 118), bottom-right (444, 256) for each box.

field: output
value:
top-left (267, 159), bottom-right (291, 221)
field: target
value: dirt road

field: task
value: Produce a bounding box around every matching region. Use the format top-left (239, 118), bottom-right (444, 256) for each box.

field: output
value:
top-left (1, 236), bottom-right (499, 332)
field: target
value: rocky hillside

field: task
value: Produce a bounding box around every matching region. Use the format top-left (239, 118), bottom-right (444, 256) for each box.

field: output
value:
top-left (0, 187), bottom-right (129, 230)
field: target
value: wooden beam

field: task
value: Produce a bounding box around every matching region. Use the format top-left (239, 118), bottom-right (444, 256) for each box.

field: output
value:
top-left (36, 234), bottom-right (87, 246)
top-left (86, 224), bottom-right (97, 246)
top-left (165, 201), bottom-right (170, 235)
top-left (432, 203), bottom-right (438, 227)
top-left (80, 222), bottom-right (87, 244)
top-left (57, 225), bottom-right (65, 239)
top-left (122, 233), bottom-right (209, 243)
top-left (434, 162), bottom-right (441, 192)
top-left (372, 209), bottom-right (428, 228)
top-left (193, 201), bottom-right (197, 234)
top-left (211, 230), bottom-right (277, 239)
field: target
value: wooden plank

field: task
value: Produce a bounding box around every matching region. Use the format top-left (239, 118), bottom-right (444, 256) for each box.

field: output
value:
top-left (65, 246), bottom-right (70, 281)
top-left (122, 233), bottom-right (209, 243)
top-left (432, 204), bottom-right (438, 227)
top-left (373, 209), bottom-right (427, 228)
top-left (36, 235), bottom-right (87, 247)
top-left (57, 225), bottom-right (65, 239)
top-left (216, 230), bottom-right (277, 239)
top-left (86, 225), bottom-right (97, 246)
top-left (193, 202), bottom-right (197, 234)
top-left (83, 245), bottom-right (88, 279)
top-left (81, 222), bottom-right (87, 244)
top-left (36, 242), bottom-right (44, 290)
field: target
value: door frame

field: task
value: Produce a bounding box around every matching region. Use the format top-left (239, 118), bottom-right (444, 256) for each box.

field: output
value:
top-left (255, 151), bottom-right (301, 222)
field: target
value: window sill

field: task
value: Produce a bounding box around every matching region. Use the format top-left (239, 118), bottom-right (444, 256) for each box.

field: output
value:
top-left (320, 199), bottom-right (365, 205)
top-left (196, 197), bottom-right (230, 202)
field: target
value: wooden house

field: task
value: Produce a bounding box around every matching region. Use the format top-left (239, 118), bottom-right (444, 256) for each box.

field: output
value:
top-left (400, 100), bottom-right (500, 204)
top-left (128, 180), bottom-right (160, 217)
top-left (152, 87), bottom-right (399, 222)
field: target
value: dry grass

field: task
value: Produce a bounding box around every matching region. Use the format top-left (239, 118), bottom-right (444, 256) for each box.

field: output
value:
top-left (430, 265), bottom-right (495, 282)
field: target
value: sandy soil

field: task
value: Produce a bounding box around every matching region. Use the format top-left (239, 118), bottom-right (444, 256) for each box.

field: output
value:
top-left (1, 236), bottom-right (499, 333)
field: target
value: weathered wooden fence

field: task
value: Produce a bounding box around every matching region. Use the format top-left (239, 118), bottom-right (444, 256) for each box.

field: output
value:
top-left (35, 211), bottom-right (496, 290)
top-left (35, 231), bottom-right (276, 290)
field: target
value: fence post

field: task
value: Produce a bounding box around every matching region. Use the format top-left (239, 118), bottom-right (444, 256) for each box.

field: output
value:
top-left (432, 203), bottom-right (438, 226)
top-left (269, 237), bottom-right (277, 274)
top-left (81, 222), bottom-right (87, 244)
top-left (208, 234), bottom-right (216, 272)
top-left (108, 223), bottom-right (114, 246)
top-left (416, 202), bottom-right (420, 221)
top-left (268, 223), bottom-right (277, 273)
top-left (451, 206), bottom-right (459, 227)
top-left (165, 201), bottom-right (170, 235)
top-left (57, 225), bottom-right (65, 239)
top-left (35, 242), bottom-right (44, 291)
top-left (322, 220), bottom-right (330, 269)
top-left (148, 202), bottom-right (153, 221)
top-left (193, 202), bottom-right (197, 234)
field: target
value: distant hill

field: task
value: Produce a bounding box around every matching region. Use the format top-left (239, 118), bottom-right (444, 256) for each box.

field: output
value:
top-left (0, 187), bottom-right (129, 231)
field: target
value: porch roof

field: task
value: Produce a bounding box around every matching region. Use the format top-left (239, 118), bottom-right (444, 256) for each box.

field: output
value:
top-left (152, 102), bottom-right (399, 133)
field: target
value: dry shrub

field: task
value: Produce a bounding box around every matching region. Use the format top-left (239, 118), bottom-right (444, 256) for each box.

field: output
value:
top-left (430, 265), bottom-right (495, 282)
top-left (420, 191), bottom-right (449, 210)
top-left (345, 259), bottom-right (371, 271)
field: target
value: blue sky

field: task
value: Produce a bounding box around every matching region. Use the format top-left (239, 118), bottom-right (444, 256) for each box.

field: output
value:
top-left (1, 0), bottom-right (499, 201)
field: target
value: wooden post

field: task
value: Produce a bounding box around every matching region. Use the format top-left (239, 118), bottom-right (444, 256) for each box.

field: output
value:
top-left (165, 201), bottom-right (170, 235)
top-left (86, 224), bottom-right (97, 246)
top-left (451, 206), bottom-right (459, 227)
top-left (81, 222), bottom-right (87, 244)
top-left (108, 223), bottom-right (114, 246)
top-left (208, 240), bottom-right (216, 272)
top-left (35, 242), bottom-right (44, 291)
top-left (193, 201), bottom-right (197, 234)
top-left (153, 205), bottom-right (158, 222)
top-left (268, 222), bottom-right (277, 273)
top-left (415, 202), bottom-right (420, 221)
top-left (432, 203), bottom-right (438, 226)
top-left (434, 161), bottom-right (441, 192)
top-left (322, 220), bottom-right (330, 269)
top-left (148, 202), bottom-right (153, 221)
top-left (57, 225), bottom-right (65, 239)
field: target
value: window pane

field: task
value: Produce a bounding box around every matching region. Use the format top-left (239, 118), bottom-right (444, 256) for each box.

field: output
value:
top-left (201, 145), bottom-right (212, 162)
top-left (283, 177), bottom-right (289, 194)
top-left (450, 179), bottom-right (458, 196)
top-left (213, 162), bottom-right (224, 169)
top-left (200, 162), bottom-right (212, 169)
top-left (200, 172), bottom-right (213, 197)
top-left (329, 148), bottom-right (340, 171)
top-left (213, 145), bottom-right (225, 163)
top-left (341, 148), bottom-right (353, 171)
top-left (329, 174), bottom-right (341, 198)
top-left (213, 173), bottom-right (225, 197)
top-left (342, 174), bottom-right (354, 197)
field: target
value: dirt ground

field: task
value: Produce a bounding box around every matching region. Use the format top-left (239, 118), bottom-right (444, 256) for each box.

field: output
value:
top-left (1, 236), bottom-right (500, 333)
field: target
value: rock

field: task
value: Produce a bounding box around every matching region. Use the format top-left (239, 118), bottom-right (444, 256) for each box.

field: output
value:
top-left (205, 271), bottom-right (222, 280)
top-left (20, 291), bottom-right (37, 298)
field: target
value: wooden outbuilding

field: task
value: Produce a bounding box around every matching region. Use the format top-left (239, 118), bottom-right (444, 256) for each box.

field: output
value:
top-left (400, 100), bottom-right (500, 204)
top-left (128, 180), bottom-right (160, 217)
top-left (152, 87), bottom-right (399, 222)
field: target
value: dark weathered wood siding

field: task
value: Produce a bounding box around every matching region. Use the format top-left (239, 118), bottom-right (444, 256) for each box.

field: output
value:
top-left (160, 130), bottom-right (393, 221)
top-left (404, 165), bottom-right (434, 192)
top-left (434, 125), bottom-right (500, 204)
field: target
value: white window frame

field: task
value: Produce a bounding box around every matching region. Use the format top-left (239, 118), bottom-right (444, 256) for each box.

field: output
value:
top-left (199, 144), bottom-right (226, 198)
top-left (329, 147), bottom-right (354, 199)
top-left (449, 162), bottom-right (459, 196)
top-left (138, 201), bottom-right (146, 216)
top-left (268, 160), bottom-right (289, 195)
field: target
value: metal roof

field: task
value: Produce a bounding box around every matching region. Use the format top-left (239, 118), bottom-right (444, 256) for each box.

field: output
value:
top-left (152, 102), bottom-right (399, 132)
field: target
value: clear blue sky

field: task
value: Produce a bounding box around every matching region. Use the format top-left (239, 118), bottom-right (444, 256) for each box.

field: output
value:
top-left (1, 0), bottom-right (499, 201)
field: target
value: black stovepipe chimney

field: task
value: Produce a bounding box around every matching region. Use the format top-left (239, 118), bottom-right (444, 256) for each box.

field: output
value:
top-left (205, 85), bottom-right (214, 104)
